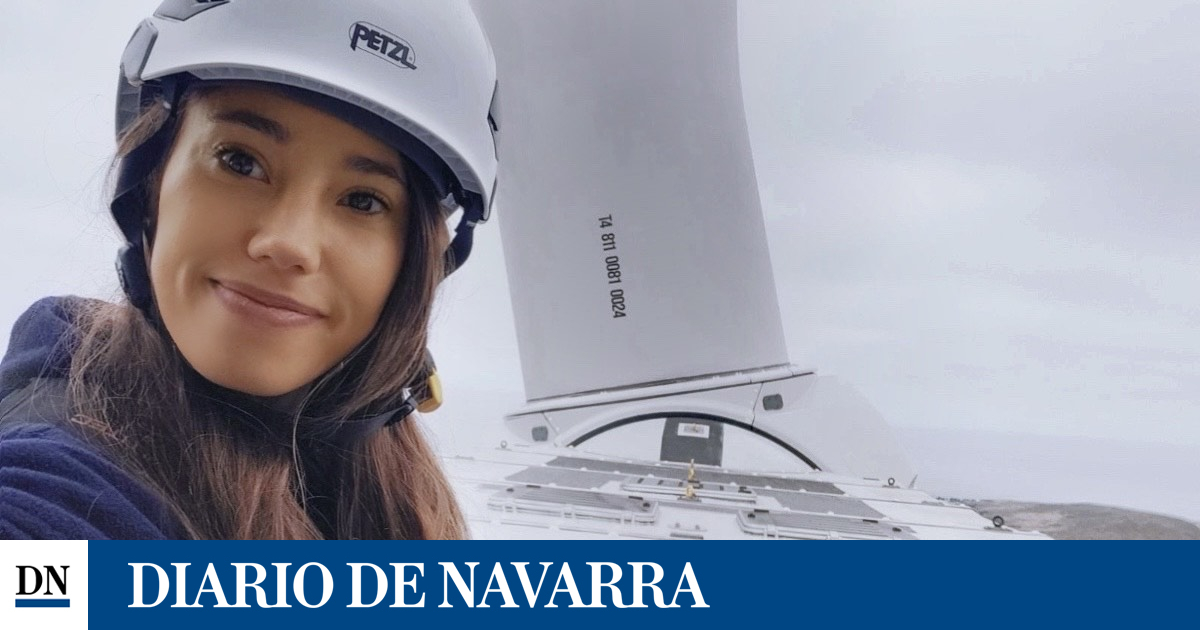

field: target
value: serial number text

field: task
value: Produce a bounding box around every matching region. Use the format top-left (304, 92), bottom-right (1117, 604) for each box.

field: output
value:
top-left (599, 214), bottom-right (627, 319)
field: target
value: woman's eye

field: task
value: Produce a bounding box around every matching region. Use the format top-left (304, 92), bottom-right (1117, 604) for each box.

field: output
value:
top-left (342, 191), bottom-right (388, 215)
top-left (217, 148), bottom-right (266, 179)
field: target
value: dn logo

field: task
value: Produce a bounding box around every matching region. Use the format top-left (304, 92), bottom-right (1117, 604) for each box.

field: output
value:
top-left (349, 22), bottom-right (417, 69)
top-left (14, 565), bottom-right (70, 608)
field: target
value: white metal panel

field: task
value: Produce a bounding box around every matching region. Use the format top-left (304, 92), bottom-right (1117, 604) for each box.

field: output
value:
top-left (754, 375), bottom-right (916, 482)
top-left (504, 371), bottom-right (916, 483)
top-left (443, 445), bottom-right (1049, 540)
top-left (540, 381), bottom-right (763, 446)
top-left (473, 0), bottom-right (789, 400)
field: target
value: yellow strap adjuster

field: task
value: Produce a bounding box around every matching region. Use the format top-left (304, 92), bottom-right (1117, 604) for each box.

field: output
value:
top-left (416, 371), bottom-right (443, 413)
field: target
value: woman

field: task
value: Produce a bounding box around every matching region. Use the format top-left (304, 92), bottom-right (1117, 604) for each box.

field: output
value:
top-left (0, 0), bottom-right (498, 539)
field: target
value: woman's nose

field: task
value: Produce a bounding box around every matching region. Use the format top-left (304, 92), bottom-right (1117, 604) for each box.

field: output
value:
top-left (245, 193), bottom-right (325, 273)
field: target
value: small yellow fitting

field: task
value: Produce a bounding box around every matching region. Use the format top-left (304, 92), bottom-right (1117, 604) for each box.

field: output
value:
top-left (416, 371), bottom-right (443, 413)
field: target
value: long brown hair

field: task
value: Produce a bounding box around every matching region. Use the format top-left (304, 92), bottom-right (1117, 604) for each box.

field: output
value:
top-left (65, 85), bottom-right (466, 539)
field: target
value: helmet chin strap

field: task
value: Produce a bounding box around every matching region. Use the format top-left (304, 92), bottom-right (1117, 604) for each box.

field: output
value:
top-left (168, 311), bottom-right (423, 440)
top-left (117, 241), bottom-right (155, 317)
top-left (444, 198), bottom-right (481, 274)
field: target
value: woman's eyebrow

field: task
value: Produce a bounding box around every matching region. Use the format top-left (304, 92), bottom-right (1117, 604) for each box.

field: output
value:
top-left (208, 109), bottom-right (291, 143)
top-left (345, 155), bottom-right (406, 187)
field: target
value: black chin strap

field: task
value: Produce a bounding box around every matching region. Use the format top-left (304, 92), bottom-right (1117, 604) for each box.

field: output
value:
top-left (175, 335), bottom-right (420, 442)
top-left (444, 197), bottom-right (483, 275)
top-left (117, 241), bottom-right (155, 317)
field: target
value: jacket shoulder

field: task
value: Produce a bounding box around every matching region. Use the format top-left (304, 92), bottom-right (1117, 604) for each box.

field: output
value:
top-left (0, 295), bottom-right (93, 401)
top-left (0, 422), bottom-right (179, 540)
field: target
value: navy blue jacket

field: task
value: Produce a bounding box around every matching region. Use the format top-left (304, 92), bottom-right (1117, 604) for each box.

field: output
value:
top-left (0, 297), bottom-right (180, 539)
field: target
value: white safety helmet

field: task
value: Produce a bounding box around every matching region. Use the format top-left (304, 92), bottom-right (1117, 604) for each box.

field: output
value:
top-left (112, 0), bottom-right (499, 310)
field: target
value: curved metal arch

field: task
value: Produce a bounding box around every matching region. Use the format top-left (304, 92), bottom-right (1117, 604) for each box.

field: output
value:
top-left (567, 412), bottom-right (822, 471)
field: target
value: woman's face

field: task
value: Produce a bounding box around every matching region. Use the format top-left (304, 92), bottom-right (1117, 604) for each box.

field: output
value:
top-left (151, 85), bottom-right (410, 396)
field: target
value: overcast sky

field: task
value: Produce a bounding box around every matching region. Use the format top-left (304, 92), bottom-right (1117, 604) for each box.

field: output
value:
top-left (1, 1), bottom-right (1198, 462)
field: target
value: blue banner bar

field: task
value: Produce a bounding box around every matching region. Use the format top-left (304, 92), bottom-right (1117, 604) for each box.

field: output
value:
top-left (84, 541), bottom-right (1195, 628)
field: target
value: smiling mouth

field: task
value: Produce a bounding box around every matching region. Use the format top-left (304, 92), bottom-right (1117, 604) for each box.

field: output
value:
top-left (211, 279), bottom-right (325, 327)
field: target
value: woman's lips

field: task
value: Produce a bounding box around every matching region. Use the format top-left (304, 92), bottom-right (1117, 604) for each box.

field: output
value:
top-left (211, 279), bottom-right (325, 327)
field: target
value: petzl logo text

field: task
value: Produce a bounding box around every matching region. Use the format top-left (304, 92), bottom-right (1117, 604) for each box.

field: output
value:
top-left (349, 22), bottom-right (417, 69)
top-left (14, 565), bottom-right (70, 608)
